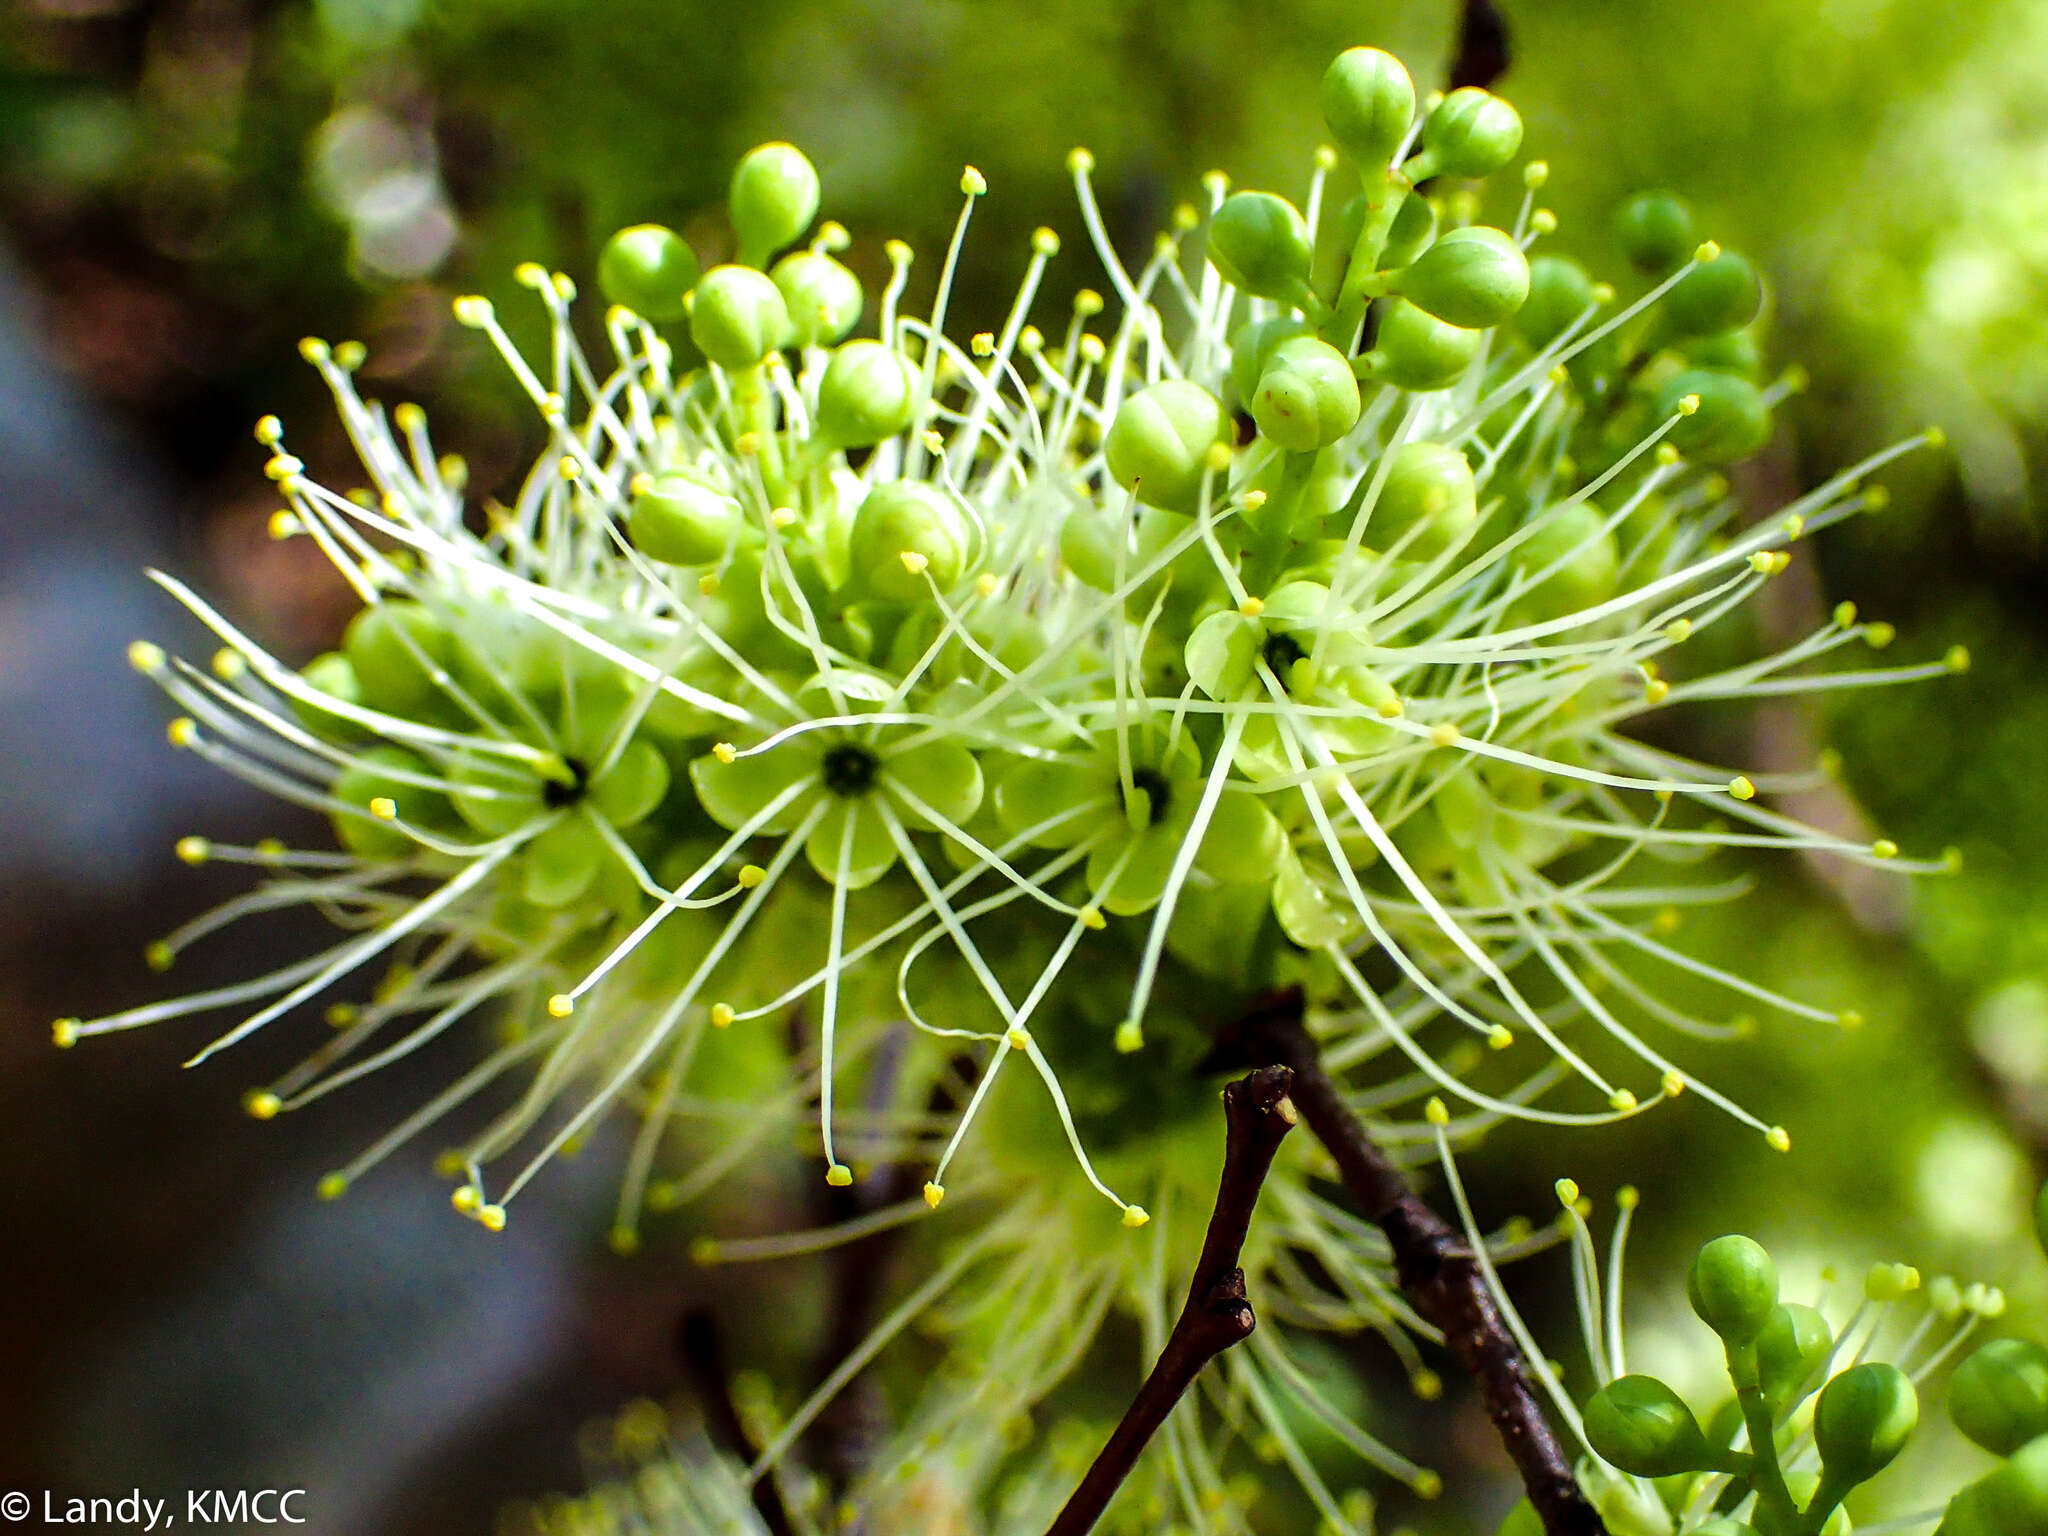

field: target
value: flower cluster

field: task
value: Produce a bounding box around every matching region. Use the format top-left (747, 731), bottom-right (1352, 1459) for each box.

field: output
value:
top-left (59, 39), bottom-right (1961, 1530)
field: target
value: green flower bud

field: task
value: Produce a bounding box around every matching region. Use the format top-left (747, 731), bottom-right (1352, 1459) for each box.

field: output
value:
top-left (1616, 191), bottom-right (1696, 275)
top-left (1380, 190), bottom-right (1437, 271)
top-left (729, 142), bottom-right (819, 264)
top-left (1388, 226), bottom-right (1529, 329)
top-left (1207, 191), bottom-right (1315, 306)
top-left (1665, 251), bottom-right (1763, 338)
top-left (1104, 380), bottom-right (1231, 511)
top-left (1687, 1234), bottom-right (1778, 1346)
top-left (292, 651), bottom-right (365, 740)
top-left (1418, 87), bottom-right (1523, 180)
top-left (629, 472), bottom-right (742, 566)
top-left (1584, 1374), bottom-right (1715, 1477)
top-left (596, 224), bottom-right (700, 322)
top-left (851, 482), bottom-right (973, 601)
top-left (1814, 1361), bottom-right (1916, 1484)
top-left (1251, 336), bottom-right (1360, 451)
top-left (1951, 1340), bottom-right (2048, 1456)
top-left (1681, 327), bottom-right (1763, 378)
top-left (524, 814), bottom-right (606, 908)
top-left (816, 339), bottom-right (919, 447)
top-left (333, 744), bottom-right (443, 858)
top-left (1516, 254), bottom-right (1596, 350)
top-left (689, 265), bottom-right (792, 371)
top-left (1659, 369), bottom-right (1772, 464)
top-left (1320, 48), bottom-right (1415, 169)
top-left (1937, 1482), bottom-right (2004, 1536)
top-left (1228, 316), bottom-right (1317, 405)
top-left (343, 599), bottom-right (453, 717)
top-left (1363, 299), bottom-right (1483, 391)
top-left (1973, 1437), bottom-right (2048, 1536)
top-left (771, 249), bottom-right (862, 347)
top-left (1514, 504), bottom-right (1619, 619)
top-left (1059, 504), bottom-right (1122, 591)
top-left (1369, 441), bottom-right (1476, 558)
top-left (1756, 1302), bottom-right (1833, 1411)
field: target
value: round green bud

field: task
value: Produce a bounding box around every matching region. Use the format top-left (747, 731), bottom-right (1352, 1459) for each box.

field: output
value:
top-left (1370, 441), bottom-right (1476, 558)
top-left (1228, 316), bottom-right (1316, 405)
top-left (1516, 254), bottom-right (1596, 349)
top-left (1756, 1302), bottom-right (1833, 1412)
top-left (596, 224), bottom-right (700, 322)
top-left (1320, 48), bottom-right (1415, 169)
top-left (850, 482), bottom-right (973, 601)
top-left (1814, 1361), bottom-right (1917, 1484)
top-left (1380, 189), bottom-right (1438, 271)
top-left (1659, 369), bottom-right (1772, 464)
top-left (1059, 505), bottom-right (1123, 591)
top-left (1681, 327), bottom-right (1763, 378)
top-left (1514, 503), bottom-right (1619, 618)
top-left (1584, 1374), bottom-right (1714, 1477)
top-left (342, 599), bottom-right (453, 718)
top-left (816, 339), bottom-right (919, 447)
top-left (1974, 1437), bottom-right (2048, 1536)
top-left (1207, 191), bottom-right (1315, 305)
top-left (1664, 250), bottom-right (1763, 338)
top-left (770, 249), bottom-right (862, 347)
top-left (1365, 299), bottom-right (1483, 390)
top-left (1251, 336), bottom-right (1360, 451)
top-left (1951, 1340), bottom-right (2048, 1456)
top-left (292, 651), bottom-right (365, 739)
top-left (332, 743), bottom-right (442, 858)
top-left (1616, 191), bottom-right (1696, 275)
top-left (629, 472), bottom-right (742, 566)
top-left (1388, 226), bottom-right (1529, 329)
top-left (1496, 1502), bottom-right (1543, 1536)
top-left (729, 142), bottom-right (819, 263)
top-left (1419, 88), bottom-right (1523, 179)
top-left (1104, 380), bottom-right (1231, 511)
top-left (689, 265), bottom-right (792, 371)
top-left (1938, 1482), bottom-right (2005, 1536)
top-left (1687, 1234), bottom-right (1778, 1346)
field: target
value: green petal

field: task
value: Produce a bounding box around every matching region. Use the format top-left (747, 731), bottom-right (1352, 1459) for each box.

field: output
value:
top-left (883, 739), bottom-right (984, 830)
top-left (1272, 843), bottom-right (1356, 948)
top-left (1193, 790), bottom-right (1286, 883)
top-left (449, 752), bottom-right (545, 836)
top-left (690, 747), bottom-right (816, 833)
top-left (590, 740), bottom-right (672, 827)
top-left (524, 815), bottom-right (605, 908)
top-left (992, 757), bottom-right (1107, 845)
top-left (805, 800), bottom-right (900, 890)
top-left (1090, 830), bottom-right (1177, 916)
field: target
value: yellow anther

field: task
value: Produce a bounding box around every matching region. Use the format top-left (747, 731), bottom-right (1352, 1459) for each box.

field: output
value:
top-left (324, 1003), bottom-right (357, 1029)
top-left (1871, 838), bottom-right (1899, 860)
top-left (1865, 622), bottom-right (1896, 649)
top-left (1172, 200), bottom-right (1201, 231)
top-left (244, 1089), bottom-right (282, 1120)
top-left (737, 864), bottom-right (766, 888)
top-left (974, 572), bottom-right (1002, 599)
top-left (1530, 208), bottom-right (1557, 235)
top-left (478, 1203), bottom-right (508, 1231)
top-left (393, 402), bottom-right (426, 434)
top-left (1694, 240), bottom-right (1721, 263)
top-left (826, 1163), bottom-right (854, 1188)
top-left (697, 572), bottom-right (721, 596)
top-left (1654, 788), bottom-right (1674, 805)
top-left (1817, 747), bottom-right (1843, 776)
top-left (1946, 644), bottom-right (1971, 673)
top-left (608, 1226), bottom-right (641, 1256)
top-left (1429, 723), bottom-right (1461, 748)
top-left (1074, 287), bottom-right (1105, 318)
top-left (332, 339), bottom-right (366, 371)
top-left (1666, 618), bottom-right (1693, 643)
top-left (1925, 425), bottom-right (1947, 449)
top-left (1237, 596), bottom-right (1265, 618)
top-left (899, 550), bottom-right (930, 577)
top-left (768, 506), bottom-right (798, 529)
top-left (688, 1236), bottom-right (719, 1265)
top-left (167, 717), bottom-right (198, 748)
top-left (52, 1018), bottom-right (80, 1048)
top-left (1377, 695), bottom-right (1405, 719)
top-left (1655, 443), bottom-right (1681, 466)
top-left (1019, 324), bottom-right (1045, 353)
top-left (1644, 677), bottom-right (1670, 705)
top-left (254, 837), bottom-right (286, 862)
top-left (1241, 488), bottom-right (1268, 511)
top-left (1728, 775), bottom-right (1757, 801)
top-left (1653, 907), bottom-right (1681, 935)
top-left (1066, 147), bottom-right (1095, 175)
top-left (884, 238), bottom-right (913, 266)
top-left (556, 455), bottom-right (581, 481)
top-left (1203, 441), bottom-right (1232, 472)
top-left (127, 640), bottom-right (167, 675)
top-left (254, 415), bottom-right (286, 447)
top-left (1487, 1026), bottom-right (1513, 1051)
top-left (1120, 1205), bottom-right (1151, 1228)
top-left (1747, 549), bottom-right (1789, 575)
top-left (211, 647), bottom-right (247, 681)
top-left (1608, 1090), bottom-right (1638, 1112)
top-left (1424, 1097), bottom-right (1449, 1127)
top-left (1833, 600), bottom-right (1858, 629)
top-left (1547, 364), bottom-right (1570, 387)
top-left (514, 261), bottom-right (548, 288)
top-left (1004, 1026), bottom-right (1032, 1051)
top-left (1522, 160), bottom-right (1550, 189)
top-left (1838, 1009), bottom-right (1864, 1030)
top-left (1077, 334), bottom-right (1105, 366)
top-left (1943, 846), bottom-right (1964, 873)
top-left (1201, 169), bottom-right (1231, 197)
top-left (267, 509), bottom-right (299, 540)
top-left (735, 432), bottom-right (764, 458)
top-left (144, 940), bottom-right (173, 972)
top-left (1408, 1369), bottom-right (1446, 1405)
top-left (316, 1173), bottom-right (348, 1201)
top-left (545, 993), bottom-right (574, 1019)
top-left (1031, 227), bottom-right (1061, 258)
top-left (1864, 483), bottom-right (1891, 511)
top-left (174, 835), bottom-right (210, 866)
top-left (1783, 513), bottom-right (1806, 538)
top-left (1766, 1126), bottom-right (1792, 1152)
top-left (1114, 1020), bottom-right (1144, 1054)
top-left (369, 796), bottom-right (398, 821)
top-left (712, 742), bottom-right (737, 764)
top-left (452, 296), bottom-right (493, 326)
top-left (710, 1003), bottom-right (736, 1028)
top-left (298, 336), bottom-right (330, 363)
top-left (969, 331), bottom-right (995, 358)
top-left (263, 453), bottom-right (304, 481)
top-left (1079, 906), bottom-right (1106, 931)
top-left (1676, 393), bottom-right (1701, 417)
top-left (1415, 1470), bottom-right (1444, 1501)
top-left (923, 1182), bottom-right (945, 1209)
top-left (1555, 1178), bottom-right (1581, 1207)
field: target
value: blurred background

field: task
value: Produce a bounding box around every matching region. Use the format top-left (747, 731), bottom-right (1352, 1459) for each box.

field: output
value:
top-left (4, 0), bottom-right (2047, 1529)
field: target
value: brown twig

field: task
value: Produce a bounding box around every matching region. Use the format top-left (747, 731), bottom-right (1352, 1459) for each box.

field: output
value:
top-left (1044, 1066), bottom-right (1298, 1536)
top-left (1216, 989), bottom-right (1605, 1536)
